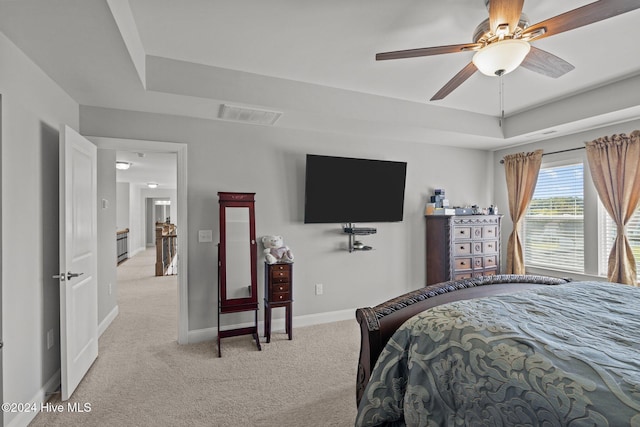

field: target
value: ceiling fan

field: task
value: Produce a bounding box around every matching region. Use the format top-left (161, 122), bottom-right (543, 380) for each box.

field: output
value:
top-left (376, 0), bottom-right (640, 101)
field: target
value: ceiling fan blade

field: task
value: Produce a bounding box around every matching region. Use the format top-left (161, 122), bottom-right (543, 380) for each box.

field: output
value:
top-left (488, 0), bottom-right (525, 35)
top-left (520, 46), bottom-right (575, 78)
top-left (522, 0), bottom-right (640, 42)
top-left (376, 43), bottom-right (482, 61)
top-left (430, 62), bottom-right (478, 101)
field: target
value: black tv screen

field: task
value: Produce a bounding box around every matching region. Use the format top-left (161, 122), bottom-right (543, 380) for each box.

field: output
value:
top-left (304, 154), bottom-right (407, 224)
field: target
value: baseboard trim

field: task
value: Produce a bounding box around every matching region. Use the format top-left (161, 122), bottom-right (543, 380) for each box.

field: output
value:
top-left (6, 370), bottom-right (60, 427)
top-left (291, 308), bottom-right (355, 328)
top-left (187, 308), bottom-right (355, 344)
top-left (98, 305), bottom-right (119, 337)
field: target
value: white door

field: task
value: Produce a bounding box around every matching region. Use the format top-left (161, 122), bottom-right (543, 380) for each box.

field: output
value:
top-left (58, 125), bottom-right (98, 401)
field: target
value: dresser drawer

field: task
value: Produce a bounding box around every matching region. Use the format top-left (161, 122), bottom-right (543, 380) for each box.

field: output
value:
top-left (454, 272), bottom-right (473, 280)
top-left (453, 227), bottom-right (471, 240)
top-left (271, 269), bottom-right (290, 281)
top-left (483, 241), bottom-right (498, 254)
top-left (483, 226), bottom-right (498, 239)
top-left (484, 255), bottom-right (497, 268)
top-left (454, 242), bottom-right (472, 255)
top-left (271, 291), bottom-right (290, 302)
top-left (454, 257), bottom-right (472, 270)
top-left (271, 283), bottom-right (289, 294)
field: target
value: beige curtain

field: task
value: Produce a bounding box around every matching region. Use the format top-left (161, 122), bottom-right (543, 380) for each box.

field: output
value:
top-left (503, 149), bottom-right (544, 274)
top-left (585, 130), bottom-right (640, 286)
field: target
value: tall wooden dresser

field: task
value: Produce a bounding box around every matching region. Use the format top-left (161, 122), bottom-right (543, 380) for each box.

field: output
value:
top-left (426, 215), bottom-right (502, 285)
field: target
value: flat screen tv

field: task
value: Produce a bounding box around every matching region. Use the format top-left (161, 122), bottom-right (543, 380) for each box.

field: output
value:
top-left (304, 154), bottom-right (407, 224)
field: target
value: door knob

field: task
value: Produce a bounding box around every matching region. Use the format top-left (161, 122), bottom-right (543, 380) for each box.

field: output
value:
top-left (53, 272), bottom-right (84, 281)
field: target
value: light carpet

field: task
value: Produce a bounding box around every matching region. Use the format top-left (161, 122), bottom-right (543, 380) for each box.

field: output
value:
top-left (30, 249), bottom-right (360, 426)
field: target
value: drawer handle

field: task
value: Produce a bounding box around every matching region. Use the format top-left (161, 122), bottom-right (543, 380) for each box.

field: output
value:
top-left (460, 246), bottom-right (465, 250)
top-left (460, 261), bottom-right (465, 265)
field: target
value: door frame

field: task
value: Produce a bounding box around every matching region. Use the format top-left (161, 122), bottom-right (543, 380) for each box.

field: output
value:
top-left (0, 94), bottom-right (4, 426)
top-left (89, 137), bottom-right (188, 344)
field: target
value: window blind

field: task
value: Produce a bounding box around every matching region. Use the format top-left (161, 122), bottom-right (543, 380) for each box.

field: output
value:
top-left (524, 163), bottom-right (584, 272)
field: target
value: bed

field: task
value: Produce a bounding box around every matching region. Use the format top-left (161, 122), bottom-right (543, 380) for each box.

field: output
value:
top-left (355, 274), bottom-right (640, 426)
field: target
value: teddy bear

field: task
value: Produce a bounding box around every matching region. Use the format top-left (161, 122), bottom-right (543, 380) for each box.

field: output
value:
top-left (261, 235), bottom-right (294, 264)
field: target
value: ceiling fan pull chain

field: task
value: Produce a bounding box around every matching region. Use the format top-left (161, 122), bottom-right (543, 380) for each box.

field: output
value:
top-left (499, 73), bottom-right (505, 128)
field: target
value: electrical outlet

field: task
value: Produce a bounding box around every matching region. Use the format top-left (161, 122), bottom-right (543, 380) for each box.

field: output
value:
top-left (315, 283), bottom-right (323, 295)
top-left (47, 329), bottom-right (54, 349)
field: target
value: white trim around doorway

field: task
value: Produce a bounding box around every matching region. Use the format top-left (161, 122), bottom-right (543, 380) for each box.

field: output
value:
top-left (88, 136), bottom-right (189, 345)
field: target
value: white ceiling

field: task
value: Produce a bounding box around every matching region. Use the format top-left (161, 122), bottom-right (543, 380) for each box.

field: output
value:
top-left (115, 151), bottom-right (176, 189)
top-left (1, 0), bottom-right (639, 150)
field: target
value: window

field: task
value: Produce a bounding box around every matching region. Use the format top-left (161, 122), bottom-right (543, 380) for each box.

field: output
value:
top-left (599, 204), bottom-right (640, 279)
top-left (524, 163), bottom-right (584, 273)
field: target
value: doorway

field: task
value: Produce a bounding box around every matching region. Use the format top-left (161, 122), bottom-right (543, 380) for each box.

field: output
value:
top-left (91, 137), bottom-right (188, 344)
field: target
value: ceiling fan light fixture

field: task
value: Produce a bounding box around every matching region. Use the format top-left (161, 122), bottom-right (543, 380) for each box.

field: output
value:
top-left (472, 39), bottom-right (531, 76)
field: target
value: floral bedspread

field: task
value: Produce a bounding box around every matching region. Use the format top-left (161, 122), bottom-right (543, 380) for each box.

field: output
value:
top-left (356, 281), bottom-right (640, 427)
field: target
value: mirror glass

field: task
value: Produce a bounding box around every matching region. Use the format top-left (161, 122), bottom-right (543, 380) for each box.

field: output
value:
top-left (224, 206), bottom-right (252, 298)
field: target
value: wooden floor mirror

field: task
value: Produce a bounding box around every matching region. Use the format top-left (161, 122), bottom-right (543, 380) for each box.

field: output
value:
top-left (217, 192), bottom-right (261, 356)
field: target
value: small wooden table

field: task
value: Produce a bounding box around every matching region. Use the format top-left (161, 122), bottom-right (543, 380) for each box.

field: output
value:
top-left (264, 262), bottom-right (293, 342)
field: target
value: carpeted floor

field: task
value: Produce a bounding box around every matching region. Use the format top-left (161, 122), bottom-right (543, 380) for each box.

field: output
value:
top-left (30, 249), bottom-right (360, 426)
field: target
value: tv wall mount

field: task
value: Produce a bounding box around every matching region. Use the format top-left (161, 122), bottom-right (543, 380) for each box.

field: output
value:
top-left (342, 224), bottom-right (377, 252)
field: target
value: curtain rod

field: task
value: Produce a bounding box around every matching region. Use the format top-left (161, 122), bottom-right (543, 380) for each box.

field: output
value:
top-left (499, 146), bottom-right (585, 164)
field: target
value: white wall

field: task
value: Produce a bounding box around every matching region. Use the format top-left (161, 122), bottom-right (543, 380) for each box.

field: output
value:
top-left (116, 181), bottom-right (129, 230)
top-left (0, 32), bottom-right (79, 427)
top-left (128, 182), bottom-right (143, 255)
top-left (80, 106), bottom-right (495, 333)
top-left (492, 119), bottom-right (640, 281)
top-left (97, 149), bottom-right (118, 332)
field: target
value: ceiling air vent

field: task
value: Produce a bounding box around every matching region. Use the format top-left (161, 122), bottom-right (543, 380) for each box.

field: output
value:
top-left (218, 104), bottom-right (282, 126)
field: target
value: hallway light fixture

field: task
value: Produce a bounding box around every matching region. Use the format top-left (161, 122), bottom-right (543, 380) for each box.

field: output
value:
top-left (116, 161), bottom-right (132, 170)
top-left (147, 182), bottom-right (159, 189)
